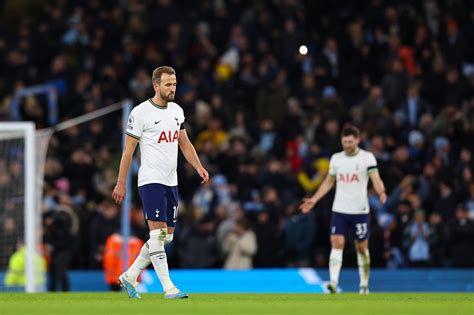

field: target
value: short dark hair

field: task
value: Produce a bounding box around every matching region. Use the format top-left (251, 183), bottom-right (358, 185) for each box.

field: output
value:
top-left (152, 66), bottom-right (176, 84)
top-left (341, 124), bottom-right (360, 138)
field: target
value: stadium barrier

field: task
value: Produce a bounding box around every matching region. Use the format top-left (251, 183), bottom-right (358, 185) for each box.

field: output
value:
top-left (1, 269), bottom-right (472, 293)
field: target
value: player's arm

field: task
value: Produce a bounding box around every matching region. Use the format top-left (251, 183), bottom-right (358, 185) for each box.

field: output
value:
top-left (299, 174), bottom-right (336, 213)
top-left (112, 135), bottom-right (139, 205)
top-left (369, 170), bottom-right (386, 203)
top-left (178, 129), bottom-right (209, 184)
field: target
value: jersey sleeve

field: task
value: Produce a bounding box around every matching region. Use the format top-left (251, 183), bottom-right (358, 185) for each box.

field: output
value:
top-left (125, 108), bottom-right (143, 140)
top-left (179, 107), bottom-right (186, 130)
top-left (181, 107), bottom-right (185, 123)
top-left (328, 155), bottom-right (337, 177)
top-left (367, 152), bottom-right (378, 174)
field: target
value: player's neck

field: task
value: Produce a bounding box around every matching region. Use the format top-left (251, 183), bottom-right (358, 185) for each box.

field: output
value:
top-left (344, 148), bottom-right (359, 157)
top-left (149, 96), bottom-right (168, 109)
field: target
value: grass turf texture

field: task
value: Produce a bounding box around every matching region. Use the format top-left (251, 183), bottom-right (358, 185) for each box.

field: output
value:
top-left (1, 293), bottom-right (472, 315)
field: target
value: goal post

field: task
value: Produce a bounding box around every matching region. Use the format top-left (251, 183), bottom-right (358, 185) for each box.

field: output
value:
top-left (1, 99), bottom-right (133, 292)
top-left (0, 122), bottom-right (37, 292)
top-left (10, 84), bottom-right (58, 126)
top-left (121, 100), bottom-right (133, 273)
top-left (42, 99), bottom-right (133, 274)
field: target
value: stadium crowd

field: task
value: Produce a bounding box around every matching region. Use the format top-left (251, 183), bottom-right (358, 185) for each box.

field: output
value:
top-left (1, 0), bottom-right (474, 279)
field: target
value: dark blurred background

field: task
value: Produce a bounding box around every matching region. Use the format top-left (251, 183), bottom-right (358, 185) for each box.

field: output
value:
top-left (0, 0), bottom-right (473, 275)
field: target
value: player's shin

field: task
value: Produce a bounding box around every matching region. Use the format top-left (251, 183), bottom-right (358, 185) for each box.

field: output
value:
top-left (125, 241), bottom-right (151, 283)
top-left (149, 228), bottom-right (175, 292)
top-left (329, 248), bottom-right (343, 287)
top-left (357, 249), bottom-right (370, 288)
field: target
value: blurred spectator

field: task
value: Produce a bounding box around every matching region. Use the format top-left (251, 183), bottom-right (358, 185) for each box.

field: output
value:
top-left (223, 218), bottom-right (257, 269)
top-left (382, 59), bottom-right (409, 108)
top-left (446, 204), bottom-right (474, 267)
top-left (261, 186), bottom-right (283, 223)
top-left (404, 209), bottom-right (431, 267)
top-left (256, 70), bottom-right (290, 128)
top-left (433, 180), bottom-right (457, 222)
top-left (194, 117), bottom-right (229, 152)
top-left (43, 199), bottom-right (79, 291)
top-left (282, 203), bottom-right (315, 267)
top-left (401, 82), bottom-right (430, 128)
top-left (253, 210), bottom-right (283, 268)
top-left (88, 200), bottom-right (120, 269)
top-left (176, 205), bottom-right (219, 268)
top-left (4, 243), bottom-right (46, 291)
top-left (129, 68), bottom-right (152, 102)
top-left (256, 119), bottom-right (278, 155)
top-left (361, 86), bottom-right (385, 122)
top-left (0, 217), bottom-right (18, 269)
top-left (0, 0), bottom-right (472, 270)
top-left (378, 213), bottom-right (405, 269)
top-left (467, 182), bottom-right (474, 220)
top-left (297, 158), bottom-right (330, 193)
top-left (428, 212), bottom-right (445, 267)
top-left (103, 233), bottom-right (143, 291)
top-left (192, 180), bottom-right (218, 217)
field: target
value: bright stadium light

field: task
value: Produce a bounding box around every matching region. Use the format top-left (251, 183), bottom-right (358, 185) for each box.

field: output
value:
top-left (299, 45), bottom-right (308, 55)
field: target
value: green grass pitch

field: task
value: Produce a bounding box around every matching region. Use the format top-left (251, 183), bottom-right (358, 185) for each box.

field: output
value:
top-left (1, 293), bottom-right (472, 315)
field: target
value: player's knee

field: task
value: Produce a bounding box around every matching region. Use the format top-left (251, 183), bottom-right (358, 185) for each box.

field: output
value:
top-left (355, 241), bottom-right (368, 253)
top-left (164, 233), bottom-right (173, 244)
top-left (150, 228), bottom-right (167, 242)
top-left (332, 243), bottom-right (344, 250)
top-left (331, 236), bottom-right (344, 249)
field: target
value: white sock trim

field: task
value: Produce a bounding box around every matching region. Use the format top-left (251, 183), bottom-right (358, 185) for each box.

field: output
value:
top-left (330, 248), bottom-right (343, 261)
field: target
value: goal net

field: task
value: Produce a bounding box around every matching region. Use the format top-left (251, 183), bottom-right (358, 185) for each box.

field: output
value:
top-left (0, 100), bottom-right (133, 292)
top-left (0, 123), bottom-right (38, 292)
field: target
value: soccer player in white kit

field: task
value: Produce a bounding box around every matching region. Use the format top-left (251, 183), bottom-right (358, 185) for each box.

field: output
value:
top-left (299, 125), bottom-right (386, 294)
top-left (112, 66), bottom-right (209, 299)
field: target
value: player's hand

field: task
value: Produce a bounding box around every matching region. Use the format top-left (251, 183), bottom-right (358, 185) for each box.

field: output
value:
top-left (299, 197), bottom-right (316, 213)
top-left (112, 182), bottom-right (126, 205)
top-left (378, 192), bottom-right (387, 204)
top-left (197, 166), bottom-right (209, 184)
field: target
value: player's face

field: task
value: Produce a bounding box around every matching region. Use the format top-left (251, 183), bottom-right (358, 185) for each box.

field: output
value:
top-left (341, 135), bottom-right (359, 154)
top-left (155, 73), bottom-right (177, 102)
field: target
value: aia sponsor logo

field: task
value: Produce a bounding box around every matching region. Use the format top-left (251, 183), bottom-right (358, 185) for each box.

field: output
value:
top-left (157, 130), bottom-right (179, 143)
top-left (338, 173), bottom-right (360, 183)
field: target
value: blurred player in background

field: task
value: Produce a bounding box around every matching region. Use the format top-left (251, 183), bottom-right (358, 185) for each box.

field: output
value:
top-left (112, 66), bottom-right (209, 299)
top-left (299, 125), bottom-right (386, 294)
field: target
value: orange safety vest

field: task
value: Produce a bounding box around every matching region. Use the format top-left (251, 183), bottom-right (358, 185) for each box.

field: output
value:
top-left (103, 233), bottom-right (144, 285)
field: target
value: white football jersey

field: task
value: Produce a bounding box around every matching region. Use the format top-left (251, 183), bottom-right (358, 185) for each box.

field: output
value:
top-left (328, 149), bottom-right (378, 214)
top-left (126, 99), bottom-right (185, 187)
